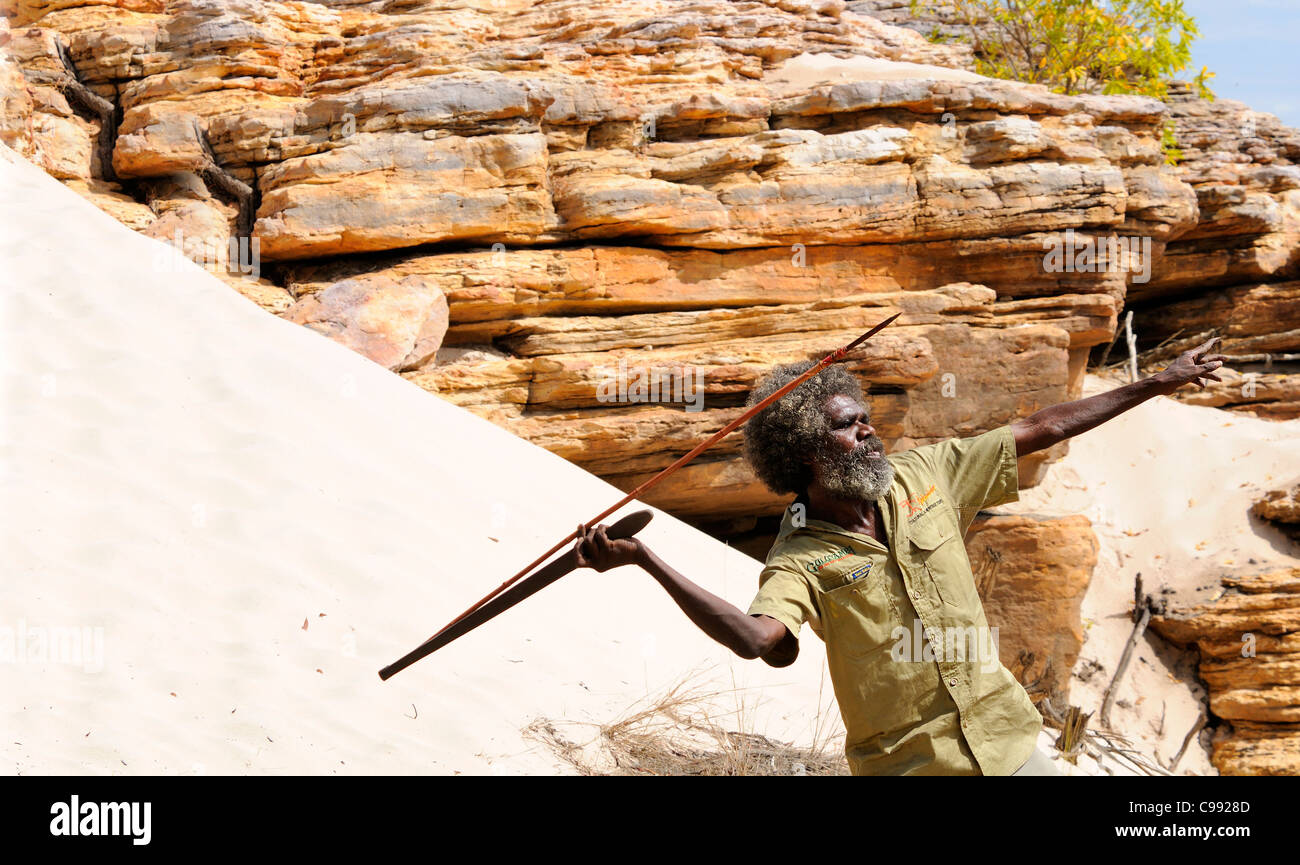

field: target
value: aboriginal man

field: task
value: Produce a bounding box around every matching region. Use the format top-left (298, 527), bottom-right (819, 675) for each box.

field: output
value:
top-left (573, 337), bottom-right (1227, 775)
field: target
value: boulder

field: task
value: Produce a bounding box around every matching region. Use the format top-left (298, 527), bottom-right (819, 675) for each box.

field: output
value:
top-left (1151, 568), bottom-right (1300, 774)
top-left (966, 513), bottom-right (1098, 705)
top-left (282, 273), bottom-right (449, 372)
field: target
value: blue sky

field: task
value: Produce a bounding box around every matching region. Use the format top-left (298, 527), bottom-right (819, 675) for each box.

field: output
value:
top-left (1183, 0), bottom-right (1300, 128)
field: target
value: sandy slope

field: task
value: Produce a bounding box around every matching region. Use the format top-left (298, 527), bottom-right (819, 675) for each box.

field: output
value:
top-left (0, 143), bottom-right (836, 775)
top-left (1000, 373), bottom-right (1300, 775)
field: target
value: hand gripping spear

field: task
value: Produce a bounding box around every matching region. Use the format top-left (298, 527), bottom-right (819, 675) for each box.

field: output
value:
top-left (379, 313), bottom-right (901, 680)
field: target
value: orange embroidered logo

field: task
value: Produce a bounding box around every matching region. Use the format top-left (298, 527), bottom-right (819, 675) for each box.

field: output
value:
top-left (904, 484), bottom-right (940, 518)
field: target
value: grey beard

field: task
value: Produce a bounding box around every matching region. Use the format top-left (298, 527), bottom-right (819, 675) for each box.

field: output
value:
top-left (815, 437), bottom-right (895, 502)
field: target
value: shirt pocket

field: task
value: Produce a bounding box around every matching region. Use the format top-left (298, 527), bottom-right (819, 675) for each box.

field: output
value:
top-left (813, 557), bottom-right (879, 593)
top-left (813, 562), bottom-right (895, 656)
top-left (908, 516), bottom-right (954, 556)
top-left (908, 519), bottom-right (966, 610)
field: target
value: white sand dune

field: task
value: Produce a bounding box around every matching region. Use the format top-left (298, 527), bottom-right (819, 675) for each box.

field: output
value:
top-left (0, 144), bottom-right (834, 775)
top-left (1004, 374), bottom-right (1300, 775)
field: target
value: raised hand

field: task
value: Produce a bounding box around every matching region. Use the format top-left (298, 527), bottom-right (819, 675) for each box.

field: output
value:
top-left (1151, 337), bottom-right (1227, 395)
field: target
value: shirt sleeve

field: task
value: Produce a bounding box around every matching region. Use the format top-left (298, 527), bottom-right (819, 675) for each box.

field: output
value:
top-left (745, 565), bottom-right (817, 642)
top-left (909, 425), bottom-right (1020, 533)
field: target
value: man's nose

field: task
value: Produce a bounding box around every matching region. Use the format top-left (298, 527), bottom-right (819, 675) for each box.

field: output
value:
top-left (857, 422), bottom-right (875, 439)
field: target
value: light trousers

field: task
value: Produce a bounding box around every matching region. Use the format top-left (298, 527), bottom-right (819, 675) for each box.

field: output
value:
top-left (1011, 746), bottom-right (1062, 776)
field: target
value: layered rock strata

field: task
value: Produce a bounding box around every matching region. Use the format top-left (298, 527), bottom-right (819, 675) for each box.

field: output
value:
top-left (847, 7), bottom-right (1300, 422)
top-left (1253, 487), bottom-right (1300, 543)
top-left (2, 0), bottom-right (1290, 514)
top-left (1133, 84), bottom-right (1300, 420)
top-left (1151, 568), bottom-right (1300, 775)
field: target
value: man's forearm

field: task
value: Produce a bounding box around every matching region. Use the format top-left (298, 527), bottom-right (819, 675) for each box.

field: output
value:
top-left (1014, 376), bottom-right (1164, 456)
top-left (1013, 338), bottom-right (1225, 456)
top-left (635, 544), bottom-right (770, 658)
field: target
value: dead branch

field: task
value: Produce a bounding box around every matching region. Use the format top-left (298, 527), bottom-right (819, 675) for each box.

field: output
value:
top-left (1099, 573), bottom-right (1154, 729)
top-left (1167, 706), bottom-right (1209, 772)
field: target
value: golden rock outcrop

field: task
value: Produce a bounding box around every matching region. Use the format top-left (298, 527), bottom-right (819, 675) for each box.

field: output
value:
top-left (0, 2), bottom-right (1210, 521)
top-left (967, 513), bottom-right (1099, 706)
top-left (1151, 568), bottom-right (1300, 775)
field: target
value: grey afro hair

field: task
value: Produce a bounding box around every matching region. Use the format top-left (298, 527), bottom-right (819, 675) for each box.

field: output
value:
top-left (742, 361), bottom-right (864, 496)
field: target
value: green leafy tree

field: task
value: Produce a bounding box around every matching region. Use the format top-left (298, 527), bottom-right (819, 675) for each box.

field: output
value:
top-left (911, 0), bottom-right (1214, 101)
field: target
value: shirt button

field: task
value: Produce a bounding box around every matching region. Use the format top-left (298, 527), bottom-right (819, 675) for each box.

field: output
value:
top-left (949, 678), bottom-right (958, 686)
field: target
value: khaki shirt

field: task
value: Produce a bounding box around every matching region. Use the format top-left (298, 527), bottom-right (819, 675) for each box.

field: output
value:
top-left (746, 426), bottom-right (1041, 776)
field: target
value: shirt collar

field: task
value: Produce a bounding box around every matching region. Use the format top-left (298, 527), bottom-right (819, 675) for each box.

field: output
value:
top-left (776, 490), bottom-right (897, 551)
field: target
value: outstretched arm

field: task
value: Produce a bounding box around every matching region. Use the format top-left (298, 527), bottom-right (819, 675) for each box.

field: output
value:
top-left (1012, 337), bottom-right (1226, 457)
top-left (572, 524), bottom-right (794, 663)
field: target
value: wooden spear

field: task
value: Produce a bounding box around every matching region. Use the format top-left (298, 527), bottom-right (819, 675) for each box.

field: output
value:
top-left (379, 312), bottom-right (901, 680)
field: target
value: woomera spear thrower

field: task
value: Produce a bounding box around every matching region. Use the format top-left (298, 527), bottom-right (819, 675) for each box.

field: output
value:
top-left (379, 312), bottom-right (901, 680)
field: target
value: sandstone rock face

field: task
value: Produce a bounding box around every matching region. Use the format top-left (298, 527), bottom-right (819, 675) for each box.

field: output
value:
top-left (1253, 487), bottom-right (1300, 543)
top-left (1135, 84), bottom-right (1300, 421)
top-left (5, 23), bottom-right (103, 179)
top-left (1, 0), bottom-right (1292, 515)
top-left (848, 9), bottom-right (1300, 421)
top-left (257, 129), bottom-right (555, 259)
top-left (1166, 367), bottom-right (1300, 420)
top-left (848, 0), bottom-right (987, 50)
top-left (0, 21), bottom-right (38, 156)
top-left (1209, 722), bottom-right (1300, 777)
top-left (967, 513), bottom-right (1098, 705)
top-left (1151, 568), bottom-right (1300, 775)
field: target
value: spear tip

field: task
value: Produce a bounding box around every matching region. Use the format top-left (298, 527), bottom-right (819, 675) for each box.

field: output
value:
top-left (843, 311), bottom-right (901, 354)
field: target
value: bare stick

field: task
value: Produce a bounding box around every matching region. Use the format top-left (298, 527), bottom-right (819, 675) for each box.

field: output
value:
top-left (1124, 310), bottom-right (1139, 383)
top-left (1133, 327), bottom-right (1186, 367)
top-left (1053, 704), bottom-right (1092, 763)
top-left (1137, 329), bottom-right (1215, 367)
top-left (1100, 573), bottom-right (1152, 728)
top-left (1096, 319), bottom-right (1126, 370)
top-left (1220, 352), bottom-right (1300, 364)
top-left (1168, 706), bottom-right (1209, 771)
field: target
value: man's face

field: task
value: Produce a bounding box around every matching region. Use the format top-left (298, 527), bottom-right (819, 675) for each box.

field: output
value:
top-left (811, 394), bottom-right (894, 501)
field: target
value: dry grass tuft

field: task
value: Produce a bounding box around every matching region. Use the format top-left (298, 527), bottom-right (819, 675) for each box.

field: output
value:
top-left (1043, 699), bottom-right (1172, 776)
top-left (524, 668), bottom-right (848, 776)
